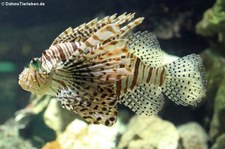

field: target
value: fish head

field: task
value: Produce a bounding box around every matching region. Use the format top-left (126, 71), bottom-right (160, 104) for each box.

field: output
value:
top-left (18, 58), bottom-right (51, 95)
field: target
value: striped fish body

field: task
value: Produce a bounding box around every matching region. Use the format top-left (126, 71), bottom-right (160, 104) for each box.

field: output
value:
top-left (115, 53), bottom-right (167, 116)
top-left (41, 42), bottom-right (81, 72)
top-left (116, 56), bottom-right (165, 97)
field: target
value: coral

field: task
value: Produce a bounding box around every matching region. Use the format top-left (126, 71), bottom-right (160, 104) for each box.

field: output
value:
top-left (117, 115), bottom-right (179, 149)
top-left (209, 75), bottom-right (225, 141)
top-left (177, 122), bottom-right (208, 149)
top-left (200, 50), bottom-right (225, 142)
top-left (42, 118), bottom-right (125, 149)
top-left (196, 2), bottom-right (225, 36)
top-left (196, 0), bottom-right (225, 53)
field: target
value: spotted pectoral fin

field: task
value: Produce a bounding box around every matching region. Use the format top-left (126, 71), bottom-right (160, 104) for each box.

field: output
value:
top-left (120, 83), bottom-right (164, 116)
top-left (57, 85), bottom-right (118, 126)
top-left (75, 104), bottom-right (118, 126)
top-left (128, 31), bottom-right (163, 67)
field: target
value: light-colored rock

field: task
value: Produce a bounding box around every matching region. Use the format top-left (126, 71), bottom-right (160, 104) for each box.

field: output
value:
top-left (43, 99), bottom-right (77, 134)
top-left (42, 118), bottom-right (126, 149)
top-left (177, 122), bottom-right (208, 149)
top-left (117, 115), bottom-right (179, 149)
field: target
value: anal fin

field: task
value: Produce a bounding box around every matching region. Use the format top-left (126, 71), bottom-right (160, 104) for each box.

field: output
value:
top-left (121, 83), bottom-right (164, 116)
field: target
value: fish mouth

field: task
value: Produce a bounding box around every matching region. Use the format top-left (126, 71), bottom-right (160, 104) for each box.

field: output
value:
top-left (18, 68), bottom-right (35, 92)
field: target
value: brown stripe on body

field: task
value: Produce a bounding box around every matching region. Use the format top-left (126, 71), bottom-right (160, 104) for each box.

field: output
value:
top-left (130, 58), bottom-right (141, 90)
top-left (66, 43), bottom-right (75, 56)
top-left (62, 43), bottom-right (69, 58)
top-left (146, 67), bottom-right (153, 83)
top-left (71, 42), bottom-right (78, 53)
top-left (42, 51), bottom-right (52, 64)
top-left (159, 67), bottom-right (165, 86)
top-left (46, 50), bottom-right (55, 60)
top-left (55, 45), bottom-right (66, 61)
top-left (65, 43), bottom-right (75, 57)
top-left (66, 43), bottom-right (73, 55)
top-left (142, 65), bottom-right (146, 79)
top-left (116, 80), bottom-right (122, 97)
top-left (51, 48), bottom-right (57, 60)
top-left (154, 68), bottom-right (159, 84)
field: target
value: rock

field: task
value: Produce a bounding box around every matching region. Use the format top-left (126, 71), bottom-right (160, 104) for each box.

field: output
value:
top-left (0, 119), bottom-right (36, 149)
top-left (43, 99), bottom-right (77, 134)
top-left (211, 133), bottom-right (225, 149)
top-left (177, 122), bottom-right (208, 149)
top-left (117, 115), bottom-right (179, 149)
top-left (42, 118), bottom-right (125, 149)
top-left (14, 95), bottom-right (58, 148)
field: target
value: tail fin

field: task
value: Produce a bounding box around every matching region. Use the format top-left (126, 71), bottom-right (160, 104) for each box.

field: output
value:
top-left (161, 54), bottom-right (207, 106)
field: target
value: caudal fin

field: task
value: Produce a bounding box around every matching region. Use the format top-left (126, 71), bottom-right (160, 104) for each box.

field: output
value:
top-left (161, 54), bottom-right (207, 106)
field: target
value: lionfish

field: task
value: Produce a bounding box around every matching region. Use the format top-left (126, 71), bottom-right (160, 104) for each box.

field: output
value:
top-left (19, 13), bottom-right (207, 126)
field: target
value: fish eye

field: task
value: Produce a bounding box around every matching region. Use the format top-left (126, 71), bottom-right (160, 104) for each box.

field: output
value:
top-left (30, 58), bottom-right (41, 69)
